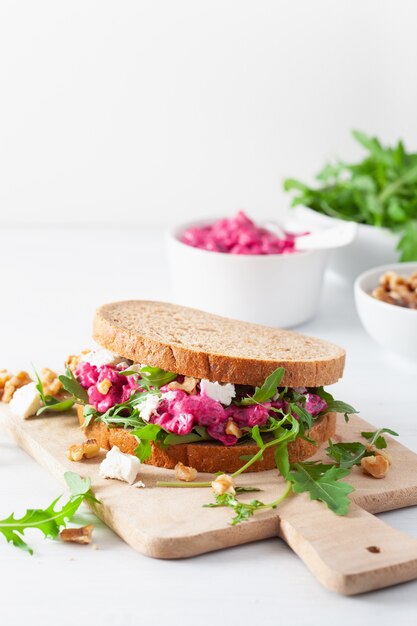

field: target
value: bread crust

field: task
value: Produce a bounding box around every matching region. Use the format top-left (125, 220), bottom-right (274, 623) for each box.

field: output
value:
top-left (77, 405), bottom-right (336, 473)
top-left (92, 300), bottom-right (345, 387)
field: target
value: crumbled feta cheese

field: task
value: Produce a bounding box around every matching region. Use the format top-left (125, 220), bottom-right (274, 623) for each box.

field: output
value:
top-left (81, 349), bottom-right (120, 368)
top-left (137, 393), bottom-right (161, 421)
top-left (133, 480), bottom-right (146, 488)
top-left (161, 390), bottom-right (176, 402)
top-left (99, 446), bottom-right (141, 484)
top-left (9, 382), bottom-right (42, 419)
top-left (200, 380), bottom-right (236, 405)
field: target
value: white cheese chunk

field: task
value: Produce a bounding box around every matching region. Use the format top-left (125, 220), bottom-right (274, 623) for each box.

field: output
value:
top-left (200, 380), bottom-right (236, 405)
top-left (9, 382), bottom-right (43, 419)
top-left (81, 349), bottom-right (120, 368)
top-left (137, 393), bottom-right (161, 422)
top-left (99, 446), bottom-right (141, 484)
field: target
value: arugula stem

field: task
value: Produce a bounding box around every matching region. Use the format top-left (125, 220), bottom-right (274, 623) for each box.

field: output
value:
top-left (257, 480), bottom-right (292, 509)
top-left (156, 481), bottom-right (212, 488)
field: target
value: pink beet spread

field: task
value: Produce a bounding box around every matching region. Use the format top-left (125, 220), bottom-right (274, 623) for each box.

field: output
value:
top-left (76, 362), bottom-right (139, 413)
top-left (76, 363), bottom-right (327, 445)
top-left (181, 211), bottom-right (299, 255)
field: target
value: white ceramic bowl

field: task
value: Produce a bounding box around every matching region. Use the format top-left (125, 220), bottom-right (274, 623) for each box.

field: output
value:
top-left (294, 206), bottom-right (400, 281)
top-left (354, 262), bottom-right (417, 360)
top-left (166, 220), bottom-right (329, 328)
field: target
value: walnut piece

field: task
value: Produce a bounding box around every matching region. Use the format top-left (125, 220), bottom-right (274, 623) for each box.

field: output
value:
top-left (373, 270), bottom-right (417, 309)
top-left (60, 525), bottom-right (93, 544)
top-left (66, 350), bottom-right (90, 373)
top-left (67, 438), bottom-right (100, 462)
top-left (40, 367), bottom-right (63, 397)
top-left (97, 378), bottom-right (112, 395)
top-left (168, 376), bottom-right (199, 394)
top-left (366, 445), bottom-right (392, 465)
top-left (225, 419), bottom-right (243, 438)
top-left (2, 371), bottom-right (32, 403)
top-left (0, 369), bottom-right (13, 401)
top-left (361, 454), bottom-right (390, 478)
top-left (212, 474), bottom-right (235, 495)
top-left (174, 461), bottom-right (197, 482)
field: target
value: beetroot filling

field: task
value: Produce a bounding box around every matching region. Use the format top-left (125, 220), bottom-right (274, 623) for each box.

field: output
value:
top-left (76, 363), bottom-right (327, 445)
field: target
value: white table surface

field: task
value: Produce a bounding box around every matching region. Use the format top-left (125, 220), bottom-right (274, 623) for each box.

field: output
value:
top-left (1, 226), bottom-right (417, 625)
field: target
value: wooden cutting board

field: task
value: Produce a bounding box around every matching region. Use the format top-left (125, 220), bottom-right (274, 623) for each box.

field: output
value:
top-left (2, 403), bottom-right (417, 596)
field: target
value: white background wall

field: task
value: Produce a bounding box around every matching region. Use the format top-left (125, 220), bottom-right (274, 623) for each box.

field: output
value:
top-left (1, 0), bottom-right (416, 227)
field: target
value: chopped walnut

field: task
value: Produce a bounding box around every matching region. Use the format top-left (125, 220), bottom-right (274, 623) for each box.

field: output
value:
top-left (40, 367), bottom-right (63, 397)
top-left (0, 369), bottom-right (13, 401)
top-left (361, 454), bottom-right (390, 478)
top-left (225, 419), bottom-right (242, 438)
top-left (2, 371), bottom-right (32, 403)
top-left (60, 525), bottom-right (93, 544)
top-left (66, 351), bottom-right (90, 373)
top-left (373, 270), bottom-right (417, 309)
top-left (67, 438), bottom-right (100, 462)
top-left (168, 377), bottom-right (199, 394)
top-left (97, 378), bottom-right (112, 395)
top-left (175, 461), bottom-right (197, 482)
top-left (366, 445), bottom-right (392, 465)
top-left (212, 474), bottom-right (235, 495)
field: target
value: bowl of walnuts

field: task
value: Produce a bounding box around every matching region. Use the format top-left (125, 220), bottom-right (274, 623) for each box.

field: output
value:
top-left (354, 262), bottom-right (417, 360)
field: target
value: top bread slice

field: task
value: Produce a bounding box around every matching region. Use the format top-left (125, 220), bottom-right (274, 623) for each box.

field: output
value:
top-left (93, 300), bottom-right (345, 387)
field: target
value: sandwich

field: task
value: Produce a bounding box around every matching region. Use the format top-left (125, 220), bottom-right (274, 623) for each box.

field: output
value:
top-left (69, 300), bottom-right (354, 474)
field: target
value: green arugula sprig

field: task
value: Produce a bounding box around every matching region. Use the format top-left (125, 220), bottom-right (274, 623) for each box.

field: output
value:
top-left (0, 472), bottom-right (99, 554)
top-left (120, 366), bottom-right (177, 388)
top-left (34, 367), bottom-right (88, 416)
top-left (288, 463), bottom-right (354, 515)
top-left (315, 387), bottom-right (357, 422)
top-left (239, 368), bottom-right (285, 405)
top-left (59, 368), bottom-right (89, 404)
top-left (204, 482), bottom-right (292, 525)
top-left (326, 428), bottom-right (399, 469)
top-left (283, 130), bottom-right (417, 261)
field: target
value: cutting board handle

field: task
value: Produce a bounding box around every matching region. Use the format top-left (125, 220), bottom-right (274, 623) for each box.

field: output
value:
top-left (278, 498), bottom-right (417, 595)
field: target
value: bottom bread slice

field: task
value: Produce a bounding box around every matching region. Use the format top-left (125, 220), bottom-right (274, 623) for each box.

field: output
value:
top-left (77, 406), bottom-right (336, 473)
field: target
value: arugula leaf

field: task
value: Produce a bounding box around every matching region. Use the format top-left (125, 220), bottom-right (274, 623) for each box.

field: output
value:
top-left (314, 388), bottom-right (357, 422)
top-left (204, 480), bottom-right (292, 525)
top-left (37, 398), bottom-right (76, 415)
top-left (234, 414), bottom-right (300, 478)
top-left (82, 405), bottom-right (97, 428)
top-left (283, 130), bottom-right (417, 261)
top-left (240, 367), bottom-right (285, 405)
top-left (289, 462), bottom-right (354, 515)
top-left (326, 428), bottom-right (398, 469)
top-left (130, 423), bottom-right (163, 461)
top-left (290, 403), bottom-right (314, 430)
top-left (34, 369), bottom-right (47, 405)
top-left (326, 440), bottom-right (366, 469)
top-left (139, 366), bottom-right (177, 388)
top-left (163, 427), bottom-right (210, 446)
top-left (325, 400), bottom-right (358, 423)
top-left (59, 369), bottom-right (89, 404)
top-left (361, 428), bottom-right (399, 448)
top-left (274, 443), bottom-right (290, 478)
top-left (0, 472), bottom-right (98, 554)
top-left (64, 471), bottom-right (100, 504)
top-left (34, 367), bottom-right (76, 415)
top-left (204, 494), bottom-right (265, 525)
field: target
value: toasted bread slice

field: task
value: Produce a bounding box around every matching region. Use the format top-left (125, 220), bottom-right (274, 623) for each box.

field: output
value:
top-left (77, 405), bottom-right (336, 473)
top-left (93, 300), bottom-right (345, 387)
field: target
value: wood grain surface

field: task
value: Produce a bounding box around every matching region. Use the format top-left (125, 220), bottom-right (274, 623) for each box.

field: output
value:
top-left (2, 404), bottom-right (417, 595)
